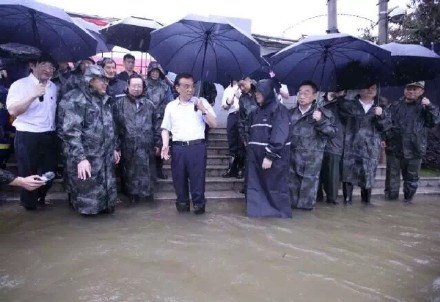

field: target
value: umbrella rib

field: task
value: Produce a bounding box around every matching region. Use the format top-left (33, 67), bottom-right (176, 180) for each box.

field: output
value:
top-left (209, 35), bottom-right (244, 81)
top-left (44, 17), bottom-right (95, 51)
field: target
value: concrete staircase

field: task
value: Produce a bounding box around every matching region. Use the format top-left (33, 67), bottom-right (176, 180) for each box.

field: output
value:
top-left (1, 128), bottom-right (440, 202)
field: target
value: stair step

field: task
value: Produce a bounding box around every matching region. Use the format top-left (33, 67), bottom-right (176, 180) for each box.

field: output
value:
top-left (205, 138), bottom-right (228, 147)
top-left (2, 187), bottom-right (439, 205)
top-left (2, 175), bottom-right (439, 193)
top-left (374, 176), bottom-right (440, 189)
top-left (0, 190), bottom-right (245, 203)
top-left (207, 128), bottom-right (227, 135)
top-left (206, 133), bottom-right (228, 140)
top-left (163, 165), bottom-right (232, 177)
top-left (207, 147), bottom-right (229, 156)
top-left (156, 177), bottom-right (243, 192)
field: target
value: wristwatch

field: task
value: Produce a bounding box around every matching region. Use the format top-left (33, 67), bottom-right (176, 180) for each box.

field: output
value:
top-left (202, 110), bottom-right (208, 115)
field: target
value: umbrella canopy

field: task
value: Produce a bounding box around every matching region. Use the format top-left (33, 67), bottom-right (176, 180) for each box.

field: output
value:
top-left (380, 42), bottom-right (440, 85)
top-left (149, 14), bottom-right (262, 85)
top-left (0, 42), bottom-right (41, 60)
top-left (0, 0), bottom-right (98, 62)
top-left (247, 57), bottom-right (272, 81)
top-left (72, 17), bottom-right (111, 53)
top-left (100, 16), bottom-right (162, 52)
top-left (270, 33), bottom-right (392, 91)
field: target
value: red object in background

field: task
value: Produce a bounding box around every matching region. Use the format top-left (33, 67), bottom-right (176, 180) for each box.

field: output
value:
top-left (83, 17), bottom-right (109, 27)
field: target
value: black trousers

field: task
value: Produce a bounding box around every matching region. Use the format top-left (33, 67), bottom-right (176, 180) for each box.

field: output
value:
top-left (14, 131), bottom-right (58, 207)
top-left (317, 152), bottom-right (341, 202)
top-left (171, 142), bottom-right (207, 207)
top-left (226, 112), bottom-right (243, 156)
top-left (385, 155), bottom-right (421, 200)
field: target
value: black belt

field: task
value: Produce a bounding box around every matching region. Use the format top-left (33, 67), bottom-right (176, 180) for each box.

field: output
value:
top-left (172, 139), bottom-right (205, 146)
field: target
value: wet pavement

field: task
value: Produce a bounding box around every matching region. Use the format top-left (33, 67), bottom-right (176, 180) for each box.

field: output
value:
top-left (0, 196), bottom-right (439, 302)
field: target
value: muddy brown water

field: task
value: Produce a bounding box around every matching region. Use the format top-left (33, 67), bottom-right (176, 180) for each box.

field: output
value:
top-left (0, 196), bottom-right (439, 301)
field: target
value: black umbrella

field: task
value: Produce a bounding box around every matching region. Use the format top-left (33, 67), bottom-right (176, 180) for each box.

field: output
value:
top-left (72, 17), bottom-right (112, 53)
top-left (0, 42), bottom-right (41, 60)
top-left (380, 42), bottom-right (440, 85)
top-left (0, 0), bottom-right (98, 62)
top-left (100, 16), bottom-right (162, 52)
top-left (270, 33), bottom-right (392, 91)
top-left (149, 14), bottom-right (261, 86)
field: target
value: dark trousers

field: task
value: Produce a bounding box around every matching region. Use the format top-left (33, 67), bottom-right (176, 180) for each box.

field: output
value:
top-left (317, 152), bottom-right (341, 202)
top-left (385, 155), bottom-right (421, 200)
top-left (226, 112), bottom-right (242, 156)
top-left (14, 131), bottom-right (58, 207)
top-left (171, 142), bottom-right (207, 207)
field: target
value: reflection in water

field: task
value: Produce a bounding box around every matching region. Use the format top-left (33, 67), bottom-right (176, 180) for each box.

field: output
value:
top-left (0, 196), bottom-right (439, 301)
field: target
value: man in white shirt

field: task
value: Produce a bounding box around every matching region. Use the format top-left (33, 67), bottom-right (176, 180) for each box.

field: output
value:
top-left (161, 73), bottom-right (217, 214)
top-left (221, 80), bottom-right (242, 178)
top-left (6, 54), bottom-right (58, 210)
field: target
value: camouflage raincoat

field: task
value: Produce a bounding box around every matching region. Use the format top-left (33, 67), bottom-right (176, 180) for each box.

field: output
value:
top-left (58, 85), bottom-right (117, 215)
top-left (289, 102), bottom-right (336, 210)
top-left (113, 94), bottom-right (162, 197)
top-left (339, 96), bottom-right (391, 189)
top-left (145, 62), bottom-right (173, 118)
top-left (0, 168), bottom-right (15, 185)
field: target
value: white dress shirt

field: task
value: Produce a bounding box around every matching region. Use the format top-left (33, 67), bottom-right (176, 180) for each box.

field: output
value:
top-left (161, 96), bottom-right (217, 141)
top-left (299, 104), bottom-right (312, 115)
top-left (6, 73), bottom-right (57, 132)
top-left (221, 84), bottom-right (240, 114)
top-left (358, 99), bottom-right (374, 113)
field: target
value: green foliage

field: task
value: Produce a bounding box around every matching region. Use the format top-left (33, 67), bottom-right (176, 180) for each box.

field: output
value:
top-left (358, 0), bottom-right (440, 43)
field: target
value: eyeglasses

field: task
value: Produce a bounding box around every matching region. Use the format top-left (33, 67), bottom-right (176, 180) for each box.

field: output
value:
top-left (38, 62), bottom-right (55, 72)
top-left (178, 83), bottom-right (196, 90)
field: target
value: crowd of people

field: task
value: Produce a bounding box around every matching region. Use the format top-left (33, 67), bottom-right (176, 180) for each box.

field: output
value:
top-left (222, 77), bottom-right (440, 218)
top-left (0, 52), bottom-right (439, 218)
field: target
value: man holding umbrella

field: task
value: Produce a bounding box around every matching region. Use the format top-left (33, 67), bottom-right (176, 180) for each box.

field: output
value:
top-left (384, 81), bottom-right (440, 203)
top-left (289, 81), bottom-right (336, 210)
top-left (339, 83), bottom-right (391, 205)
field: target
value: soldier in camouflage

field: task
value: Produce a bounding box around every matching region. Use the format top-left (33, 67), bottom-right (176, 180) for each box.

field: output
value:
top-left (339, 84), bottom-right (391, 205)
top-left (145, 62), bottom-right (174, 180)
top-left (289, 81), bottom-right (336, 210)
top-left (317, 90), bottom-right (345, 205)
top-left (58, 65), bottom-right (120, 215)
top-left (113, 74), bottom-right (162, 204)
top-left (384, 81), bottom-right (440, 203)
top-left (59, 58), bottom-right (94, 99)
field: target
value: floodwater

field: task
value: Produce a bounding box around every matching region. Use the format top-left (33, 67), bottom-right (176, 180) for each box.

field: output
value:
top-left (0, 196), bottom-right (439, 302)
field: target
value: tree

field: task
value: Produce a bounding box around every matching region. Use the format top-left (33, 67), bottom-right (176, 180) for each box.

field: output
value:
top-left (358, 0), bottom-right (440, 44)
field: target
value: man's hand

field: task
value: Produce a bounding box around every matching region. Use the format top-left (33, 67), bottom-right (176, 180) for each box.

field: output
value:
top-left (374, 106), bottom-right (383, 116)
top-left (15, 175), bottom-right (46, 191)
top-left (161, 145), bottom-right (170, 160)
top-left (114, 150), bottom-right (121, 164)
top-left (312, 110), bottom-right (322, 121)
top-left (34, 83), bottom-right (46, 99)
top-left (195, 98), bottom-right (206, 112)
top-left (78, 160), bottom-right (91, 180)
top-left (421, 97), bottom-right (431, 107)
top-left (262, 157), bottom-right (273, 170)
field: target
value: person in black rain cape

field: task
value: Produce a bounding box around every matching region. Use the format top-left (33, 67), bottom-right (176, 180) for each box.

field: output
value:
top-left (245, 79), bottom-right (291, 218)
